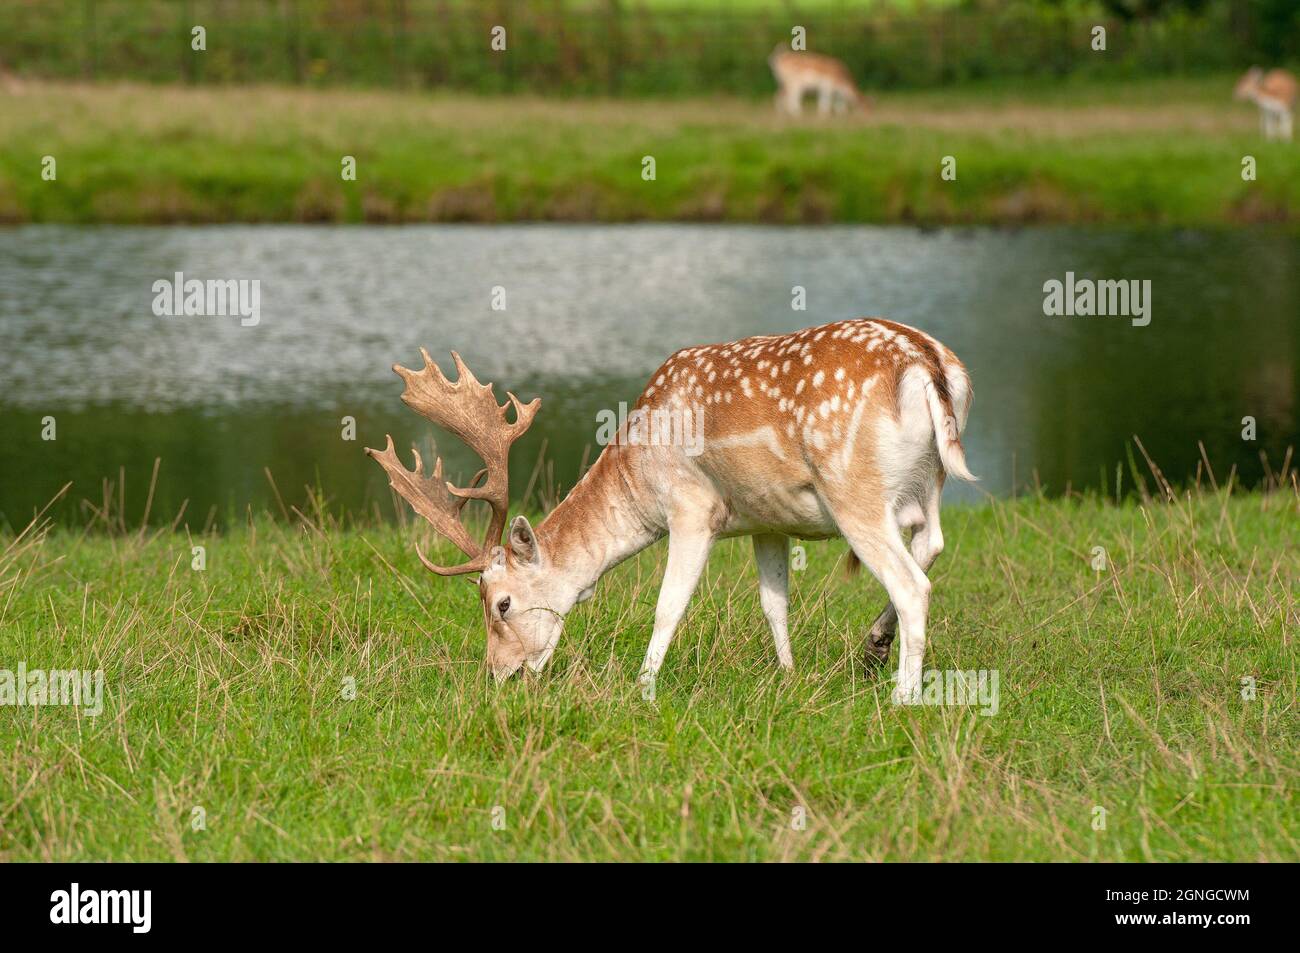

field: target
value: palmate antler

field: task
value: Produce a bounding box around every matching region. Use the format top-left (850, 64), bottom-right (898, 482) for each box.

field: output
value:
top-left (365, 349), bottom-right (539, 576)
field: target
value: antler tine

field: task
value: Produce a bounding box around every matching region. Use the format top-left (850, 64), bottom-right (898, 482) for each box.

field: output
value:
top-left (364, 436), bottom-right (483, 569)
top-left (443, 391), bottom-right (542, 504)
top-left (415, 539), bottom-right (485, 577)
top-left (370, 350), bottom-right (540, 575)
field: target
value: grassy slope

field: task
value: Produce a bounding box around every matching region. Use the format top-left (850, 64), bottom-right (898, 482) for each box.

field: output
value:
top-left (0, 488), bottom-right (1295, 861)
top-left (2, 76), bottom-right (1297, 226)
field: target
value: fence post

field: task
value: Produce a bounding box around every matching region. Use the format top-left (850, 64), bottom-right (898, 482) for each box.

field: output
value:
top-left (180, 0), bottom-right (192, 83)
top-left (498, 0), bottom-right (513, 93)
top-left (607, 0), bottom-right (622, 95)
top-left (392, 0), bottom-right (404, 88)
top-left (289, 0), bottom-right (304, 85)
top-left (83, 0), bottom-right (97, 79)
top-left (933, 10), bottom-right (944, 85)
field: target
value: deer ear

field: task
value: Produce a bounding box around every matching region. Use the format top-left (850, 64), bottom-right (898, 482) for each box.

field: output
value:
top-left (508, 516), bottom-right (540, 566)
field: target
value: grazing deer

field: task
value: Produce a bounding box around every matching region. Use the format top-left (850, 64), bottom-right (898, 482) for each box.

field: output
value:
top-left (0, 62), bottom-right (23, 95)
top-left (1235, 67), bottom-right (1296, 141)
top-left (367, 318), bottom-right (974, 704)
top-left (769, 46), bottom-right (863, 116)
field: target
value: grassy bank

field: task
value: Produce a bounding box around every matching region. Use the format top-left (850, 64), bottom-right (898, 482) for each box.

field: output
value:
top-left (1, 487), bottom-right (1295, 861)
top-left (2, 76), bottom-right (1298, 226)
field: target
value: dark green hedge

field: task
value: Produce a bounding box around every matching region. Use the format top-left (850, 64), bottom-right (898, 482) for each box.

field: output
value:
top-left (0, 0), bottom-right (1292, 93)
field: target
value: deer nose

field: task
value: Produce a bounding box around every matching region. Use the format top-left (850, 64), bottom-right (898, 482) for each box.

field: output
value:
top-left (489, 657), bottom-right (523, 681)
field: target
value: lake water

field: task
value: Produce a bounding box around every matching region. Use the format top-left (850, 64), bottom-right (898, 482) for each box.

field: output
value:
top-left (1, 224), bottom-right (1296, 529)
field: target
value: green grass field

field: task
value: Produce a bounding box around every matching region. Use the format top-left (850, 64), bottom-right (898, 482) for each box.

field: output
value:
top-left (1, 483), bottom-right (1295, 861)
top-left (3, 75), bottom-right (1297, 226)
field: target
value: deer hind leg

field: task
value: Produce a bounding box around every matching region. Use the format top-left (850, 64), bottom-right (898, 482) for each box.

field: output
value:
top-left (865, 483), bottom-right (944, 666)
top-left (752, 533), bottom-right (793, 670)
top-left (817, 484), bottom-right (931, 703)
top-left (817, 84), bottom-right (833, 115)
top-left (836, 515), bottom-right (931, 704)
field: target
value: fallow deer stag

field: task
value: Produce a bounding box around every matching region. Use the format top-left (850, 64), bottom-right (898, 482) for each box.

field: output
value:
top-left (367, 318), bottom-right (975, 704)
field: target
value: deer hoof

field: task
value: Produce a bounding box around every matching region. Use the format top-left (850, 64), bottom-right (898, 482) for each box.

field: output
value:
top-left (863, 630), bottom-right (894, 667)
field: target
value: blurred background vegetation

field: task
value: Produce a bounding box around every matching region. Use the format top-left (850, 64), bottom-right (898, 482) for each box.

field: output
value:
top-left (1, 2), bottom-right (1296, 524)
top-left (1, 0), bottom-right (1296, 95)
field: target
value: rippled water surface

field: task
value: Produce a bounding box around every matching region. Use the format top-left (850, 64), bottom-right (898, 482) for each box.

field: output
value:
top-left (1, 224), bottom-right (1295, 526)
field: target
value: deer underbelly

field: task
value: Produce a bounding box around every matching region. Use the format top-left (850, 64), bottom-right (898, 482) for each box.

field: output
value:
top-left (719, 482), bottom-right (837, 538)
top-left (717, 475), bottom-right (838, 538)
top-left (698, 428), bottom-right (838, 537)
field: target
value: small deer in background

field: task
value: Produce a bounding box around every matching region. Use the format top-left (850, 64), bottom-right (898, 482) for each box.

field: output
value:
top-left (367, 318), bottom-right (974, 704)
top-left (0, 59), bottom-right (24, 94)
top-left (769, 46), bottom-right (864, 116)
top-left (1235, 67), bottom-right (1296, 141)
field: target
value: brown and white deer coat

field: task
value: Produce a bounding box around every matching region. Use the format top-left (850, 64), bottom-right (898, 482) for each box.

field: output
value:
top-left (1235, 67), bottom-right (1297, 141)
top-left (769, 47), bottom-right (864, 116)
top-left (368, 318), bottom-right (974, 704)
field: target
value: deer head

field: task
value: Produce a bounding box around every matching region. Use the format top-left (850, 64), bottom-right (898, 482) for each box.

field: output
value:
top-left (366, 350), bottom-right (569, 679)
top-left (1235, 66), bottom-right (1264, 101)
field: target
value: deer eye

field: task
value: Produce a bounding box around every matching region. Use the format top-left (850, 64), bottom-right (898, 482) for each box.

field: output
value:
top-left (497, 597), bottom-right (511, 617)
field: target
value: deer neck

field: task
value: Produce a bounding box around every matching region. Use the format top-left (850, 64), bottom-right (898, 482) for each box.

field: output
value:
top-left (536, 446), bottom-right (663, 596)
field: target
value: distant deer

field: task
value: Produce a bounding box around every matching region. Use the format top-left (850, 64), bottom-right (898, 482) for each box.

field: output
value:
top-left (367, 318), bottom-right (975, 704)
top-left (0, 59), bottom-right (23, 94)
top-left (1235, 67), bottom-right (1296, 141)
top-left (769, 46), bottom-right (863, 116)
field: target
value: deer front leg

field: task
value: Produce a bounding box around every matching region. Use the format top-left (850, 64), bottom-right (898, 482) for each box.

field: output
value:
top-left (785, 82), bottom-right (804, 115)
top-left (639, 527), bottom-right (714, 685)
top-left (752, 533), bottom-right (793, 670)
